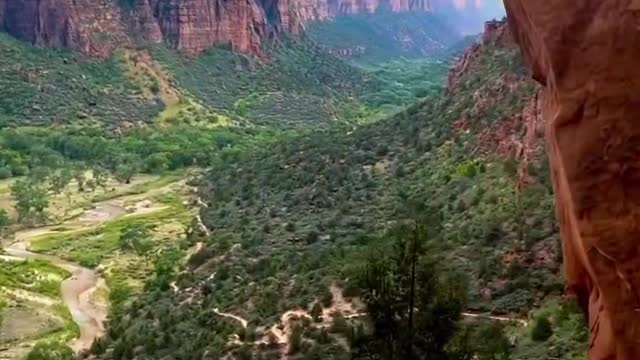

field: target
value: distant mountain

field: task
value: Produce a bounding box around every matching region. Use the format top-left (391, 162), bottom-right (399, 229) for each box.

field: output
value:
top-left (305, 11), bottom-right (462, 64)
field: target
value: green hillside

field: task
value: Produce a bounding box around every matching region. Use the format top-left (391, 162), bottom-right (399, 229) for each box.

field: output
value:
top-left (89, 32), bottom-right (587, 360)
top-left (0, 18), bottom-right (456, 359)
top-left (0, 33), bottom-right (162, 127)
top-left (306, 12), bottom-right (461, 64)
top-left (0, 34), bottom-right (384, 130)
top-left (0, 33), bottom-right (452, 183)
top-left (151, 39), bottom-right (384, 129)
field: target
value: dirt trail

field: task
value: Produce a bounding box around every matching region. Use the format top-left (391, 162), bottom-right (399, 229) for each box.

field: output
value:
top-left (461, 312), bottom-right (529, 326)
top-left (213, 284), bottom-right (363, 356)
top-left (0, 254), bottom-right (24, 262)
top-left (209, 286), bottom-right (529, 359)
top-left (195, 196), bottom-right (210, 237)
top-left (214, 308), bottom-right (248, 328)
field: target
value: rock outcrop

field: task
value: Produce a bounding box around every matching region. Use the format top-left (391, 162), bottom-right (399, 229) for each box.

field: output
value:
top-left (504, 1), bottom-right (640, 358)
top-left (447, 18), bottom-right (513, 90)
top-left (152, 0), bottom-right (272, 56)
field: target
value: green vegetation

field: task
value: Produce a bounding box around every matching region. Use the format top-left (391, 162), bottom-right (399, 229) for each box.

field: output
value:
top-left (0, 260), bottom-right (70, 297)
top-left (351, 223), bottom-right (470, 359)
top-left (31, 195), bottom-right (189, 268)
top-left (26, 341), bottom-right (74, 360)
top-left (11, 179), bottom-right (49, 223)
top-left (150, 38), bottom-right (383, 128)
top-left (446, 321), bottom-right (512, 360)
top-left (306, 12), bottom-right (461, 64)
top-left (531, 316), bottom-right (553, 342)
top-left (0, 10), bottom-right (588, 360)
top-left (0, 208), bottom-right (10, 229)
top-left (361, 58), bottom-right (449, 110)
top-left (0, 259), bottom-right (79, 357)
top-left (83, 35), bottom-right (579, 360)
top-left (0, 33), bottom-right (162, 126)
top-left (0, 125), bottom-right (266, 182)
top-left (510, 299), bottom-right (588, 359)
top-left (0, 28), bottom-right (418, 356)
top-left (118, 223), bottom-right (153, 260)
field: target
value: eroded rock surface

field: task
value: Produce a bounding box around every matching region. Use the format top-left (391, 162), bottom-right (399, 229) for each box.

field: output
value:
top-left (0, 0), bottom-right (132, 57)
top-left (504, 1), bottom-right (640, 358)
top-left (0, 0), bottom-right (491, 57)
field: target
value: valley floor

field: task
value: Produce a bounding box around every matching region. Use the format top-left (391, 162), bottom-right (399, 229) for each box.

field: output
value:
top-left (0, 171), bottom-right (197, 358)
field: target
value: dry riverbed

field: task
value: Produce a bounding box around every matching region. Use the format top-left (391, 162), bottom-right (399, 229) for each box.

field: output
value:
top-left (0, 172), bottom-right (195, 358)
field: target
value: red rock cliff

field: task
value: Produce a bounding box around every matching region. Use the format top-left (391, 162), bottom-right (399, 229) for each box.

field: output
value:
top-left (0, 0), bottom-right (292, 56)
top-left (152, 0), bottom-right (269, 56)
top-left (0, 0), bottom-right (484, 56)
top-left (504, 1), bottom-right (640, 358)
top-left (0, 0), bottom-right (132, 57)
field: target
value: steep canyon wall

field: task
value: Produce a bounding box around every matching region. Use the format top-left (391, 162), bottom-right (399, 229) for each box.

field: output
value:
top-left (0, 0), bottom-right (493, 56)
top-left (504, 1), bottom-right (640, 358)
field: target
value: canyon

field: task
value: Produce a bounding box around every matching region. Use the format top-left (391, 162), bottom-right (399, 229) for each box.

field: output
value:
top-left (0, 0), bottom-right (498, 57)
top-left (0, 1), bottom-right (594, 356)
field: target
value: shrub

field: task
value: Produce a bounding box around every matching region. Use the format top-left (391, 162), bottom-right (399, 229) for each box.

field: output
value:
top-left (0, 209), bottom-right (9, 228)
top-left (320, 288), bottom-right (333, 307)
top-left (493, 289), bottom-right (533, 313)
top-left (27, 341), bottom-right (74, 360)
top-left (329, 314), bottom-right (349, 335)
top-left (455, 160), bottom-right (477, 178)
top-left (149, 80), bottom-right (160, 95)
top-left (288, 324), bottom-right (303, 355)
top-left (310, 302), bottom-right (323, 322)
top-left (531, 316), bottom-right (553, 342)
top-left (0, 166), bottom-right (12, 179)
top-left (285, 222), bottom-right (296, 232)
top-left (144, 153), bottom-right (170, 173)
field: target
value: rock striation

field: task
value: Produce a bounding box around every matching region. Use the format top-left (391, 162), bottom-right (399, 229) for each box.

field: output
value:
top-left (504, 1), bottom-right (640, 358)
top-left (0, 0), bottom-right (490, 57)
top-left (0, 0), bottom-right (132, 57)
top-left (0, 0), bottom-right (278, 57)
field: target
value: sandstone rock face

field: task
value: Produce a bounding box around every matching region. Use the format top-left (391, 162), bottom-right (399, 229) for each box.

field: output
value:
top-left (504, 1), bottom-right (640, 358)
top-left (0, 0), bottom-right (274, 56)
top-left (153, 0), bottom-right (268, 56)
top-left (124, 0), bottom-right (163, 44)
top-left (0, 0), bottom-right (500, 57)
top-left (0, 0), bottom-right (132, 57)
top-left (0, 0), bottom-right (485, 56)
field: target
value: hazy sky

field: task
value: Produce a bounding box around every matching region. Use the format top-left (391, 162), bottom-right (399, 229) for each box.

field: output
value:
top-left (445, 0), bottom-right (506, 34)
top-left (478, 0), bottom-right (506, 19)
top-left (453, 0), bottom-right (505, 18)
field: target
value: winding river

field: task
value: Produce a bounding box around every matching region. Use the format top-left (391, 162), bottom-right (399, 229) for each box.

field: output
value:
top-left (2, 220), bottom-right (110, 352)
top-left (1, 179), bottom-right (187, 356)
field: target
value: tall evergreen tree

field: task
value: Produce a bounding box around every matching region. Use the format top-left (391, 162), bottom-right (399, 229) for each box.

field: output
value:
top-left (353, 222), bottom-right (467, 360)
